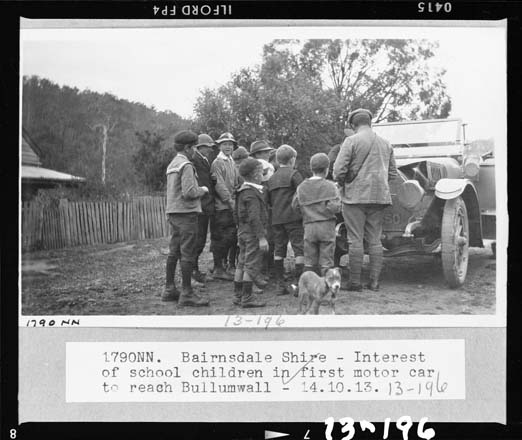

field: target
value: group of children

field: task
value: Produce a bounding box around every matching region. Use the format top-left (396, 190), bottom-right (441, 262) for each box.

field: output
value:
top-left (164, 129), bottom-right (341, 308)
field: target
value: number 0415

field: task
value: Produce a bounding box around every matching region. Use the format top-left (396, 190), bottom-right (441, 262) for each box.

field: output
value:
top-left (418, 2), bottom-right (452, 12)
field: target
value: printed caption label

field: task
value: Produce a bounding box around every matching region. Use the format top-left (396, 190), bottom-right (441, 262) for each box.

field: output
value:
top-left (66, 340), bottom-right (465, 402)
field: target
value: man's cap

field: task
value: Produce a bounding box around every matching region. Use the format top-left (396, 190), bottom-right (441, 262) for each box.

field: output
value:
top-left (216, 132), bottom-right (237, 145)
top-left (238, 157), bottom-right (262, 177)
top-left (250, 140), bottom-right (274, 155)
top-left (310, 152), bottom-right (330, 171)
top-left (347, 108), bottom-right (373, 125)
top-left (195, 133), bottom-right (215, 149)
top-left (232, 146), bottom-right (249, 161)
top-left (173, 130), bottom-right (198, 147)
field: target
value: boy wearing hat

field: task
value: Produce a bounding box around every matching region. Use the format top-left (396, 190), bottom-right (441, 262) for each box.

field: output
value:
top-left (164, 130), bottom-right (210, 307)
top-left (333, 108), bottom-right (397, 291)
top-left (234, 157), bottom-right (268, 308)
top-left (225, 145), bottom-right (250, 273)
top-left (250, 140), bottom-right (276, 277)
top-left (191, 133), bottom-right (217, 283)
top-left (292, 153), bottom-right (341, 276)
top-left (210, 132), bottom-right (241, 281)
top-left (250, 140), bottom-right (275, 181)
top-left (232, 146), bottom-right (250, 177)
top-left (266, 144), bottom-right (305, 294)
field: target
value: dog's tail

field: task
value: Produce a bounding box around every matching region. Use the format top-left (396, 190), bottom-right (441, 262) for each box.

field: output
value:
top-left (289, 284), bottom-right (298, 297)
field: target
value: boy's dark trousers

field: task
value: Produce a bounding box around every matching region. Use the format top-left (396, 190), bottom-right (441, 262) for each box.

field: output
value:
top-left (272, 220), bottom-right (304, 293)
top-left (212, 208), bottom-right (237, 274)
top-left (272, 220), bottom-right (304, 267)
top-left (237, 233), bottom-right (263, 281)
top-left (166, 213), bottom-right (208, 305)
top-left (167, 213), bottom-right (198, 285)
top-left (262, 208), bottom-right (274, 276)
top-left (195, 212), bottom-right (213, 273)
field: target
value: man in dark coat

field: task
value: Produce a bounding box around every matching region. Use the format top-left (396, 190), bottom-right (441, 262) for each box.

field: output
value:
top-left (333, 109), bottom-right (398, 292)
top-left (327, 128), bottom-right (354, 180)
top-left (211, 132), bottom-right (241, 280)
top-left (191, 133), bottom-right (217, 283)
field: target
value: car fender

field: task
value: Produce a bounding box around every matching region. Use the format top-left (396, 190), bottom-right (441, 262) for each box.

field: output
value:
top-left (435, 178), bottom-right (472, 200)
top-left (435, 178), bottom-right (483, 247)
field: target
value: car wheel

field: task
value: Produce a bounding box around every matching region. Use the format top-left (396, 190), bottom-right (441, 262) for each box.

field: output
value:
top-left (441, 196), bottom-right (469, 288)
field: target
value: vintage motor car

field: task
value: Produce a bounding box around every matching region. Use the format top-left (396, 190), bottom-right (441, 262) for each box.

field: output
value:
top-left (335, 118), bottom-right (496, 288)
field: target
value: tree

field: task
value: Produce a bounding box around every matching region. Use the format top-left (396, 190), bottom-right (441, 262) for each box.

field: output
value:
top-left (22, 76), bottom-right (190, 197)
top-left (90, 115), bottom-right (116, 186)
top-left (132, 131), bottom-right (174, 192)
top-left (193, 39), bottom-right (452, 175)
top-left (297, 39), bottom-right (451, 122)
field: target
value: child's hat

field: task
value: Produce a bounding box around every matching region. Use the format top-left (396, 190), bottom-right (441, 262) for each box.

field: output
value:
top-left (195, 134), bottom-right (215, 148)
top-left (216, 132), bottom-right (238, 145)
top-left (232, 146), bottom-right (249, 161)
top-left (250, 140), bottom-right (274, 155)
top-left (174, 130), bottom-right (198, 147)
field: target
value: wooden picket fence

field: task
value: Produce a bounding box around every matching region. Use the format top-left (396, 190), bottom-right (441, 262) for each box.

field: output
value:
top-left (22, 196), bottom-right (170, 252)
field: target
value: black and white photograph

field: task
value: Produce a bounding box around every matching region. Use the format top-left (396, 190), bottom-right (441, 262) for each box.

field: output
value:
top-left (7, 6), bottom-right (518, 435)
top-left (19, 21), bottom-right (506, 323)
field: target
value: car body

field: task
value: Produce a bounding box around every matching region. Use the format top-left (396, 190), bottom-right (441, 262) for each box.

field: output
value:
top-left (335, 118), bottom-right (496, 288)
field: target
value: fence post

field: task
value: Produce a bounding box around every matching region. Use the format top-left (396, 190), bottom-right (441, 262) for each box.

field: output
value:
top-left (21, 202), bottom-right (26, 251)
top-left (74, 202), bottom-right (81, 246)
top-left (37, 202), bottom-right (44, 250)
top-left (60, 199), bottom-right (70, 248)
top-left (152, 197), bottom-right (157, 238)
top-left (131, 198), bottom-right (137, 240)
top-left (144, 196), bottom-right (150, 238)
top-left (69, 202), bottom-right (75, 247)
top-left (93, 201), bottom-right (101, 244)
top-left (161, 197), bottom-right (167, 237)
top-left (139, 198), bottom-right (145, 240)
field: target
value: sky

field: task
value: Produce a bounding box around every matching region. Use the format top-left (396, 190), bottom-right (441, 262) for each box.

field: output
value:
top-left (21, 22), bottom-right (506, 143)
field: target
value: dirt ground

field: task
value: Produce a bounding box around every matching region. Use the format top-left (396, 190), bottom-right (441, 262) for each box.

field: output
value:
top-left (21, 237), bottom-right (496, 316)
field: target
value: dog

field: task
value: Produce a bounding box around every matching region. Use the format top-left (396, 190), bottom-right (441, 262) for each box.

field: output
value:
top-left (291, 268), bottom-right (341, 315)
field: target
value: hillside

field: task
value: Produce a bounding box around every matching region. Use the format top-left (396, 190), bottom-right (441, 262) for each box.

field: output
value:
top-left (22, 76), bottom-right (191, 196)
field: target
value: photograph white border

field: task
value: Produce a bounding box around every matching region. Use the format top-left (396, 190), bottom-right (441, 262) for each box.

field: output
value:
top-left (18, 19), bottom-right (507, 328)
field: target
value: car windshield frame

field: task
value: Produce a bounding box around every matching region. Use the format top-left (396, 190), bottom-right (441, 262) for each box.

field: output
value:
top-left (373, 118), bottom-right (463, 148)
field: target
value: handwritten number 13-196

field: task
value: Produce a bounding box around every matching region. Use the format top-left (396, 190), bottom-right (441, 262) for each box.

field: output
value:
top-left (324, 416), bottom-right (435, 440)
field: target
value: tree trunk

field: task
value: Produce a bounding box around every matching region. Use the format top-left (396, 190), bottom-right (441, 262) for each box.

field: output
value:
top-left (101, 125), bottom-right (108, 185)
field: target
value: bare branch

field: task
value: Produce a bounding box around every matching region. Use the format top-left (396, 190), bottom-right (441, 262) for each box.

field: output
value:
top-left (374, 72), bottom-right (408, 121)
top-left (375, 111), bottom-right (393, 123)
top-left (375, 91), bottom-right (396, 122)
top-left (346, 62), bottom-right (371, 99)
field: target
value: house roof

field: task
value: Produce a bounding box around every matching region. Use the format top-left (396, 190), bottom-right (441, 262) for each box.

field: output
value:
top-left (22, 165), bottom-right (86, 183)
top-left (21, 128), bottom-right (85, 183)
top-left (22, 130), bottom-right (42, 167)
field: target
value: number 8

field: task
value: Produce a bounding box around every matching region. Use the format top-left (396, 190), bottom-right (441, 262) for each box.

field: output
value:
top-left (10, 429), bottom-right (17, 439)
